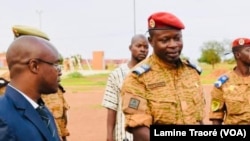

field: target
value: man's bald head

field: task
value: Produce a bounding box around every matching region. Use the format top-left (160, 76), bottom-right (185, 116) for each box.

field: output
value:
top-left (6, 35), bottom-right (58, 70)
top-left (129, 34), bottom-right (149, 63)
top-left (130, 34), bottom-right (147, 45)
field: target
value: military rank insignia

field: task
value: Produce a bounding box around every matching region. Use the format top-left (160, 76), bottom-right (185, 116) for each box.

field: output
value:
top-left (128, 98), bottom-right (140, 110)
top-left (214, 75), bottom-right (229, 88)
top-left (132, 64), bottom-right (150, 76)
top-left (185, 59), bottom-right (202, 75)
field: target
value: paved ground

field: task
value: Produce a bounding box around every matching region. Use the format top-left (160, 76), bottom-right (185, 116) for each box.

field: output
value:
top-left (65, 85), bottom-right (213, 141)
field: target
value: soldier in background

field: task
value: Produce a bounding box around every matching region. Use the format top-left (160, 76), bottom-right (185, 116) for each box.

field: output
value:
top-left (0, 71), bottom-right (9, 95)
top-left (42, 84), bottom-right (70, 140)
top-left (121, 11), bottom-right (205, 141)
top-left (8, 25), bottom-right (70, 140)
top-left (209, 37), bottom-right (250, 125)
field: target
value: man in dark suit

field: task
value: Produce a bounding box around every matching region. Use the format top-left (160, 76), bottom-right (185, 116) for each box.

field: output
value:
top-left (0, 35), bottom-right (61, 141)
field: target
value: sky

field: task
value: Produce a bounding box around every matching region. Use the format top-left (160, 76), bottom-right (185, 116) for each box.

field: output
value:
top-left (1, 0), bottom-right (250, 61)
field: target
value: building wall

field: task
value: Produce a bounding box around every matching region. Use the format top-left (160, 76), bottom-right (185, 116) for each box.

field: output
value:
top-left (92, 51), bottom-right (104, 70)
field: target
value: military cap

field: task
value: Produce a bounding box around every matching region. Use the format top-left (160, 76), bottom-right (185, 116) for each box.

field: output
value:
top-left (12, 25), bottom-right (50, 40)
top-left (148, 11), bottom-right (185, 30)
top-left (232, 38), bottom-right (250, 48)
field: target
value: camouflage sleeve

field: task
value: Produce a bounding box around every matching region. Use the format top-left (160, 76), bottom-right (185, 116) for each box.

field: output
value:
top-left (194, 85), bottom-right (206, 123)
top-left (121, 73), bottom-right (152, 129)
top-left (209, 87), bottom-right (225, 120)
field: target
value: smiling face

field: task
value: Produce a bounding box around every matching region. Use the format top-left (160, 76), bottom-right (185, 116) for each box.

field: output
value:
top-left (148, 29), bottom-right (183, 64)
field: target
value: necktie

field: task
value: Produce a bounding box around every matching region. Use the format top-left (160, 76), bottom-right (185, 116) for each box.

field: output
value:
top-left (36, 105), bottom-right (55, 137)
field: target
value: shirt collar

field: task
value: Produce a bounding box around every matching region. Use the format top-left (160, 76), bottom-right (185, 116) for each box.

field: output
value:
top-left (8, 84), bottom-right (39, 109)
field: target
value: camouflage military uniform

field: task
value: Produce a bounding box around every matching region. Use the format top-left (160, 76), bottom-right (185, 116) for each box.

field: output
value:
top-left (0, 72), bottom-right (10, 95)
top-left (209, 70), bottom-right (250, 124)
top-left (0, 80), bottom-right (8, 95)
top-left (42, 85), bottom-right (70, 139)
top-left (121, 54), bottom-right (205, 128)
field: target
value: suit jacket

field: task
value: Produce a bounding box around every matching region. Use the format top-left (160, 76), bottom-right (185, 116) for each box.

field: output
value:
top-left (0, 85), bottom-right (60, 141)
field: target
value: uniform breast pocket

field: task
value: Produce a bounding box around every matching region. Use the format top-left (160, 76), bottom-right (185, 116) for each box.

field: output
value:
top-left (225, 97), bottom-right (246, 115)
top-left (150, 99), bottom-right (177, 124)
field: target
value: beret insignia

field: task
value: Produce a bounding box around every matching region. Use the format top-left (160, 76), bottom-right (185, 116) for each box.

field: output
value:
top-left (149, 19), bottom-right (155, 28)
top-left (238, 38), bottom-right (245, 45)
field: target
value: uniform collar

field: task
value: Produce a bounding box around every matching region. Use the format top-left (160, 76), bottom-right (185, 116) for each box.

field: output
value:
top-left (151, 53), bottom-right (184, 70)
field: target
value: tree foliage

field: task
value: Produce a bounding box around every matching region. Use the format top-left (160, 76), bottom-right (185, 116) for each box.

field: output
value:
top-left (198, 41), bottom-right (225, 69)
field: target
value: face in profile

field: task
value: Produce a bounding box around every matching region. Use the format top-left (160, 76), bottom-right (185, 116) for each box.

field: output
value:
top-left (38, 46), bottom-right (62, 94)
top-left (149, 29), bottom-right (183, 63)
top-left (236, 46), bottom-right (250, 66)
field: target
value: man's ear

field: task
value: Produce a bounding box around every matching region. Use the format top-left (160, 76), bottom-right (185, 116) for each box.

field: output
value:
top-left (148, 37), bottom-right (153, 48)
top-left (148, 37), bottom-right (152, 43)
top-left (129, 45), bottom-right (132, 50)
top-left (28, 59), bottom-right (39, 73)
top-left (234, 51), bottom-right (241, 59)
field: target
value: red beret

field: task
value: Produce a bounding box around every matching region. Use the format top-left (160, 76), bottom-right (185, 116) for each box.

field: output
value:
top-left (232, 38), bottom-right (250, 48)
top-left (148, 12), bottom-right (185, 30)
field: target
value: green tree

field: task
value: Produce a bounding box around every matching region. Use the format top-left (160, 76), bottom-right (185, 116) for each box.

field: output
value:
top-left (198, 41), bottom-right (225, 69)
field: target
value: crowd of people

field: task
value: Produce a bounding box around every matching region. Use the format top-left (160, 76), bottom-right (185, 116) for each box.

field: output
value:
top-left (0, 10), bottom-right (249, 141)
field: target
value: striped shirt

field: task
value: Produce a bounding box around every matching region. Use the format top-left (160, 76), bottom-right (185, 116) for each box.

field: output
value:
top-left (102, 63), bottom-right (133, 141)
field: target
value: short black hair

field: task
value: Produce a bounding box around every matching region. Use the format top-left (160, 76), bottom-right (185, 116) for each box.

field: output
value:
top-left (232, 46), bottom-right (244, 53)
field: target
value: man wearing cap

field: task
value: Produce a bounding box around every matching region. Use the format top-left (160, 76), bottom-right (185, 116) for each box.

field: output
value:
top-left (209, 37), bottom-right (250, 125)
top-left (121, 11), bottom-right (205, 140)
top-left (0, 25), bottom-right (70, 141)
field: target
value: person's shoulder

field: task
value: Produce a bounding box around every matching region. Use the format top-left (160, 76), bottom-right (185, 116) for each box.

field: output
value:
top-left (131, 63), bottom-right (151, 76)
top-left (182, 59), bottom-right (202, 75)
top-left (109, 63), bottom-right (128, 74)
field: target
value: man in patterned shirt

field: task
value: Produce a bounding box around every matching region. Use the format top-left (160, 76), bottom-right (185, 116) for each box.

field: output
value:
top-left (121, 11), bottom-right (205, 141)
top-left (101, 34), bottom-right (149, 141)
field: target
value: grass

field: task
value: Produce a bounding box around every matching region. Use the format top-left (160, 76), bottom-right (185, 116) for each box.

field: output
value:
top-left (61, 73), bottom-right (108, 93)
top-left (200, 62), bottom-right (235, 84)
top-left (60, 62), bottom-right (236, 93)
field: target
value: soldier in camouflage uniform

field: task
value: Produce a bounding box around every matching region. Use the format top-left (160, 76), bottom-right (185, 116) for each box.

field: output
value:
top-left (42, 84), bottom-right (70, 140)
top-left (8, 25), bottom-right (70, 140)
top-left (121, 11), bottom-right (205, 141)
top-left (209, 37), bottom-right (250, 125)
top-left (0, 72), bottom-right (10, 95)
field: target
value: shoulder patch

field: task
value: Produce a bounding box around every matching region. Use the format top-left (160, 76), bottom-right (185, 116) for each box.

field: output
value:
top-left (184, 60), bottom-right (202, 75)
top-left (211, 100), bottom-right (220, 111)
top-left (214, 75), bottom-right (229, 88)
top-left (132, 64), bottom-right (150, 76)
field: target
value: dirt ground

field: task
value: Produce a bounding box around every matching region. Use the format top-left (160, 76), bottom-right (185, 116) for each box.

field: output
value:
top-left (64, 85), bottom-right (213, 141)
